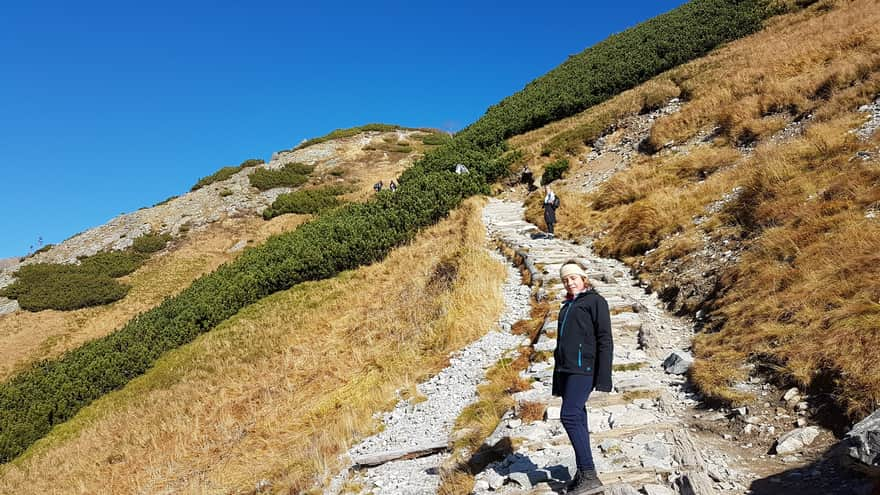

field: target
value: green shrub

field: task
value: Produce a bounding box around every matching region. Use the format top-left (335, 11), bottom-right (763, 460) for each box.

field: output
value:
top-left (282, 162), bottom-right (315, 175)
top-left (293, 123), bottom-right (405, 150)
top-left (545, 112), bottom-right (618, 155)
top-left (0, 247), bottom-right (150, 313)
top-left (191, 166), bottom-right (240, 191)
top-left (542, 159), bottom-right (570, 185)
top-left (219, 188), bottom-right (233, 197)
top-left (153, 195), bottom-right (179, 207)
top-left (132, 233), bottom-right (172, 254)
top-left (239, 158), bottom-right (264, 168)
top-left (365, 141), bottom-right (413, 153)
top-left (248, 163), bottom-right (312, 191)
top-left (32, 244), bottom-right (53, 256)
top-left (262, 188), bottom-right (345, 219)
top-left (191, 159), bottom-right (264, 191)
top-left (454, 0), bottom-right (769, 149)
top-left (420, 132), bottom-right (451, 146)
top-left (78, 251), bottom-right (147, 277)
top-left (0, 263), bottom-right (131, 312)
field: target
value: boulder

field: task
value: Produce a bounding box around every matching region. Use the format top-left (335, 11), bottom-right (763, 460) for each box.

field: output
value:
top-left (662, 350), bottom-right (694, 375)
top-left (842, 409), bottom-right (880, 476)
top-left (774, 426), bottom-right (820, 454)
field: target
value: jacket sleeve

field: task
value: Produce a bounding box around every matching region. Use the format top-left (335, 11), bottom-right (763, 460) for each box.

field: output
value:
top-left (593, 296), bottom-right (614, 392)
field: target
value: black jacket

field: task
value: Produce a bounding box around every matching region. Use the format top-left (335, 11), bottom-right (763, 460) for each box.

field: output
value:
top-left (543, 196), bottom-right (558, 224)
top-left (551, 289), bottom-right (613, 395)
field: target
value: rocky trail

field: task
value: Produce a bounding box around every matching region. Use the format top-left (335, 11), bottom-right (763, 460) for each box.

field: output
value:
top-left (323, 198), bottom-right (874, 495)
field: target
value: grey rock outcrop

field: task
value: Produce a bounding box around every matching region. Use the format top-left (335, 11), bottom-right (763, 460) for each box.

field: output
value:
top-left (842, 409), bottom-right (880, 476)
top-left (662, 350), bottom-right (694, 375)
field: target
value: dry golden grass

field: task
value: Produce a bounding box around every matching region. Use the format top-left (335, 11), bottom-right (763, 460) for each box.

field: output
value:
top-left (519, 401), bottom-right (547, 423)
top-left (316, 131), bottom-right (430, 204)
top-left (508, 78), bottom-right (682, 178)
top-left (437, 354), bottom-right (531, 495)
top-left (0, 197), bottom-right (506, 494)
top-left (437, 303), bottom-right (551, 495)
top-left (0, 129), bottom-right (425, 382)
top-left (512, 0), bottom-right (880, 415)
top-left (0, 213), bottom-right (306, 382)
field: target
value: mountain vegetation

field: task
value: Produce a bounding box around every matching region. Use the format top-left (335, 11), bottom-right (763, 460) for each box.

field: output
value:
top-left (190, 158), bottom-right (264, 191)
top-left (515, 0), bottom-right (880, 417)
top-left (0, 233), bottom-right (172, 312)
top-left (0, 1), bottom-right (850, 492)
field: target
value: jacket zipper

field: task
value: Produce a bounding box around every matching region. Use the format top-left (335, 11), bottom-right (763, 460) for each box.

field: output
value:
top-left (578, 344), bottom-right (582, 368)
top-left (559, 302), bottom-right (573, 338)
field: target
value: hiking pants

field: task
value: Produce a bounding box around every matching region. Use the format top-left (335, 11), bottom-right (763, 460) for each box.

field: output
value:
top-left (559, 373), bottom-right (595, 471)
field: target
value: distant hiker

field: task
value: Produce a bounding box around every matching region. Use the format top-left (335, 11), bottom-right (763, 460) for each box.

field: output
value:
top-left (543, 185), bottom-right (560, 238)
top-left (521, 165), bottom-right (534, 191)
top-left (389, 180), bottom-right (398, 192)
top-left (373, 180), bottom-right (383, 193)
top-left (454, 163), bottom-right (469, 174)
top-left (552, 260), bottom-right (613, 495)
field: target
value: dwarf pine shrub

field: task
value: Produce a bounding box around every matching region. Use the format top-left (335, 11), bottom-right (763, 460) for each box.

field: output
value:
top-left (542, 159), bottom-right (569, 185)
top-left (293, 123), bottom-right (404, 150)
top-left (191, 158), bottom-right (264, 191)
top-left (132, 233), bottom-right (172, 254)
top-left (78, 250), bottom-right (147, 277)
top-left (0, 262), bottom-right (131, 312)
top-left (0, 246), bottom-right (151, 312)
top-left (262, 187), bottom-right (349, 219)
top-left (248, 162), bottom-right (313, 191)
top-left (420, 132), bottom-right (451, 146)
top-left (191, 166), bottom-right (240, 191)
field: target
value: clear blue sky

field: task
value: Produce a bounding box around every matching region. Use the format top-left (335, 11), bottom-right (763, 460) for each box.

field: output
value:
top-left (0, 0), bottom-right (686, 259)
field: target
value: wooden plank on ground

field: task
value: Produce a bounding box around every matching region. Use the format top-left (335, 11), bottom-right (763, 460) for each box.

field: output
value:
top-left (351, 441), bottom-right (448, 468)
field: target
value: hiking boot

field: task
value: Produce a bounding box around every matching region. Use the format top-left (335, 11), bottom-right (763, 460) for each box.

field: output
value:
top-left (566, 468), bottom-right (604, 494)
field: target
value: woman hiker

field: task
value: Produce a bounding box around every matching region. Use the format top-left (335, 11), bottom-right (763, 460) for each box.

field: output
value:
top-left (552, 259), bottom-right (614, 494)
top-left (543, 185), bottom-right (560, 238)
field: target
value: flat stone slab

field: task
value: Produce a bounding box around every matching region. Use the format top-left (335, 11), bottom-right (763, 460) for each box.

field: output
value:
top-left (614, 376), bottom-right (660, 393)
top-left (612, 313), bottom-right (643, 332)
top-left (610, 409), bottom-right (659, 429)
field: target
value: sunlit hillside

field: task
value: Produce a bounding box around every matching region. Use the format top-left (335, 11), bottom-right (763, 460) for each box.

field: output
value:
top-left (0, 197), bottom-right (504, 494)
top-left (513, 0), bottom-right (879, 417)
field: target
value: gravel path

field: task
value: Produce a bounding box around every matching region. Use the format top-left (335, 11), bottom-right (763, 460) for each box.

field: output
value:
top-left (325, 221), bottom-right (532, 494)
top-left (325, 198), bottom-right (873, 494)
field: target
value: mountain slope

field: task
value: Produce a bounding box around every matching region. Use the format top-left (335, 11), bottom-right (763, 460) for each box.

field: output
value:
top-left (512, 0), bottom-right (880, 418)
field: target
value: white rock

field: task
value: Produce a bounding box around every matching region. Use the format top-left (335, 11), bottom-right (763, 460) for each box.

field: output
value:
top-left (610, 409), bottom-right (656, 429)
top-left (775, 426), bottom-right (820, 454)
top-left (612, 312), bottom-right (643, 332)
top-left (486, 470), bottom-right (505, 490)
top-left (783, 387), bottom-right (800, 402)
top-left (642, 484), bottom-right (676, 495)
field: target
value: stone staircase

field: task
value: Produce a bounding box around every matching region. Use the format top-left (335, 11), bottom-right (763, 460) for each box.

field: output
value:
top-left (470, 199), bottom-right (747, 494)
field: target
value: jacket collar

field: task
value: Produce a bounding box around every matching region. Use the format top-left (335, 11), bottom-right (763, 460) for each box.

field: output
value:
top-left (563, 288), bottom-right (596, 304)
